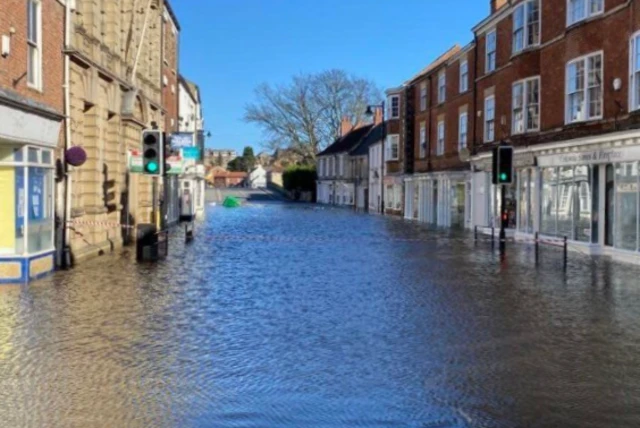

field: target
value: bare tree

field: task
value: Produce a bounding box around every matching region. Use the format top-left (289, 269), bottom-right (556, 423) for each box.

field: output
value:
top-left (244, 70), bottom-right (380, 162)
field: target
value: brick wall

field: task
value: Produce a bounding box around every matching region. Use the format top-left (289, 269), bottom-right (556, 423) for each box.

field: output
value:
top-left (162, 4), bottom-right (179, 133)
top-left (0, 0), bottom-right (64, 114)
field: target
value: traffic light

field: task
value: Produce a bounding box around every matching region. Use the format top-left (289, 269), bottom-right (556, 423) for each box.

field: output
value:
top-left (141, 129), bottom-right (164, 176)
top-left (492, 145), bottom-right (514, 185)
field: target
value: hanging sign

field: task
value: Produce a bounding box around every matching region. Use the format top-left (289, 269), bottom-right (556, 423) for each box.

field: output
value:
top-left (170, 133), bottom-right (195, 149)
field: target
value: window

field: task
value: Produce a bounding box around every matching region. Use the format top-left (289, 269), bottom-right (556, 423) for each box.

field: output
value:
top-left (419, 122), bottom-right (427, 158)
top-left (331, 157), bottom-right (335, 176)
top-left (512, 77), bottom-right (540, 134)
top-left (458, 113), bottom-right (468, 150)
top-left (513, 0), bottom-right (540, 54)
top-left (460, 60), bottom-right (469, 92)
top-left (566, 52), bottom-right (603, 123)
top-left (484, 96), bottom-right (495, 142)
top-left (386, 185), bottom-right (394, 209)
top-left (420, 82), bottom-right (427, 111)
top-left (386, 135), bottom-right (400, 160)
top-left (388, 95), bottom-right (400, 118)
top-left (486, 29), bottom-right (497, 73)
top-left (339, 155), bottom-right (344, 176)
top-left (568, 0), bottom-right (604, 26)
top-left (630, 33), bottom-right (640, 111)
top-left (27, 0), bottom-right (41, 89)
top-left (437, 120), bottom-right (445, 156)
top-left (438, 71), bottom-right (446, 103)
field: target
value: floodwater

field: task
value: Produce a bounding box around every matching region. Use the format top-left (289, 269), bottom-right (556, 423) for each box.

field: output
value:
top-left (2, 199), bottom-right (640, 427)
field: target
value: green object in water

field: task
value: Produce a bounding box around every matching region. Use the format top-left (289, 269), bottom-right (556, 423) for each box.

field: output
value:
top-left (222, 196), bottom-right (241, 208)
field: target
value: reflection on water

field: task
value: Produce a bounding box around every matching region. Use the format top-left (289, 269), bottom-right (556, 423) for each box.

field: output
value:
top-left (2, 203), bottom-right (640, 427)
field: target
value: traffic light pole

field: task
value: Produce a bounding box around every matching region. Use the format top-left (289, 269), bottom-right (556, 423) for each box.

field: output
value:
top-left (500, 184), bottom-right (506, 253)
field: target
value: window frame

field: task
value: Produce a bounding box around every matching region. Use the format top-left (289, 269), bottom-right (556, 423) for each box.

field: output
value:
top-left (512, 76), bottom-right (541, 134)
top-left (513, 0), bottom-right (541, 54)
top-left (437, 120), bottom-right (445, 156)
top-left (419, 121), bottom-right (427, 158)
top-left (388, 95), bottom-right (400, 119)
top-left (459, 60), bottom-right (469, 93)
top-left (438, 70), bottom-right (446, 104)
top-left (486, 29), bottom-right (497, 73)
top-left (567, 0), bottom-right (604, 27)
top-left (27, 0), bottom-right (42, 90)
top-left (458, 112), bottom-right (468, 150)
top-left (420, 82), bottom-right (428, 111)
top-left (484, 95), bottom-right (496, 143)
top-left (630, 31), bottom-right (640, 112)
top-left (565, 51), bottom-right (604, 124)
top-left (386, 135), bottom-right (400, 161)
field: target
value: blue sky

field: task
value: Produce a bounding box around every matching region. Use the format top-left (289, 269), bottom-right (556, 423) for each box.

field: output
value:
top-left (172, 0), bottom-right (488, 154)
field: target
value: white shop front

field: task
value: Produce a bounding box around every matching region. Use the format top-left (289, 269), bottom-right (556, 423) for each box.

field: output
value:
top-left (407, 171), bottom-right (471, 229)
top-left (474, 129), bottom-right (640, 263)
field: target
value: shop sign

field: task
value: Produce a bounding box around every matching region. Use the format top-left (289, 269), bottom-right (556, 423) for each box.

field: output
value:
top-left (128, 150), bottom-right (184, 174)
top-left (538, 146), bottom-right (640, 167)
top-left (170, 133), bottom-right (195, 149)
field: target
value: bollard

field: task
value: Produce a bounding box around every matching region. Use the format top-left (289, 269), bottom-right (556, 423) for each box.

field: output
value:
top-left (534, 232), bottom-right (539, 265)
top-left (185, 222), bottom-right (195, 244)
top-left (491, 227), bottom-right (495, 248)
top-left (474, 225), bottom-right (478, 242)
top-left (563, 236), bottom-right (568, 270)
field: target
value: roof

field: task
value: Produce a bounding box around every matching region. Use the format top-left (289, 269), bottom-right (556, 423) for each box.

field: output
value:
top-left (163, 0), bottom-right (181, 31)
top-left (186, 80), bottom-right (201, 104)
top-left (406, 45), bottom-right (462, 84)
top-left (178, 75), bottom-right (197, 103)
top-left (349, 123), bottom-right (385, 156)
top-left (211, 171), bottom-right (248, 179)
top-left (317, 124), bottom-right (374, 157)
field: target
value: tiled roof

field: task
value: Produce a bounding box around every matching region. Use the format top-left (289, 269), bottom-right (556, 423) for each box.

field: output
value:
top-left (350, 123), bottom-right (385, 156)
top-left (317, 124), bottom-right (374, 156)
top-left (406, 45), bottom-right (462, 84)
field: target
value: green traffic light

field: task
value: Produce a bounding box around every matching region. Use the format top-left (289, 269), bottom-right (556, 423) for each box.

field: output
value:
top-left (500, 172), bottom-right (508, 181)
top-left (145, 161), bottom-right (159, 173)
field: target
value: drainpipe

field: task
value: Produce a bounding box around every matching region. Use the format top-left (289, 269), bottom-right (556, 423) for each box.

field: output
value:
top-left (62, 0), bottom-right (73, 267)
top-left (131, 0), bottom-right (154, 85)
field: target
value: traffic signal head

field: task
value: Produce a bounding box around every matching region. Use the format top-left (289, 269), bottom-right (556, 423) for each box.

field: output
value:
top-left (496, 146), bottom-right (514, 184)
top-left (141, 130), bottom-right (164, 176)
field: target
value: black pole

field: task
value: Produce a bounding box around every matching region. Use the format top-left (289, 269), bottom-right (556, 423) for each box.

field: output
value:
top-left (491, 226), bottom-right (495, 249)
top-left (535, 231), bottom-right (539, 265)
top-left (474, 225), bottom-right (478, 241)
top-left (499, 184), bottom-right (507, 253)
top-left (380, 102), bottom-right (386, 216)
top-left (563, 236), bottom-right (568, 270)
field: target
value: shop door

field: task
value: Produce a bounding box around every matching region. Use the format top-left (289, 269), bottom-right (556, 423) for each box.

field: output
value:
top-left (605, 164), bottom-right (615, 247)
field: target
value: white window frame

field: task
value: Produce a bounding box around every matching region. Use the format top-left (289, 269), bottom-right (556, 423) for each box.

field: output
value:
top-left (419, 121), bottom-right (427, 158)
top-left (420, 82), bottom-right (427, 111)
top-left (459, 60), bottom-right (469, 93)
top-left (513, 0), bottom-right (541, 54)
top-left (484, 95), bottom-right (496, 143)
top-left (437, 120), bottom-right (445, 156)
top-left (565, 51), bottom-right (603, 124)
top-left (630, 31), bottom-right (640, 112)
top-left (567, 0), bottom-right (604, 27)
top-left (512, 76), bottom-right (541, 134)
top-left (438, 70), bottom-right (446, 103)
top-left (486, 29), bottom-right (497, 73)
top-left (458, 112), bottom-right (468, 150)
top-left (27, 0), bottom-right (42, 90)
top-left (388, 95), bottom-right (400, 119)
top-left (386, 135), bottom-right (400, 161)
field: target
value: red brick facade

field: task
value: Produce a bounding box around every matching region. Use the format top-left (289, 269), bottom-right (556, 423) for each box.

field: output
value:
top-left (162, 3), bottom-right (179, 133)
top-left (473, 0), bottom-right (640, 154)
top-left (0, 0), bottom-right (64, 114)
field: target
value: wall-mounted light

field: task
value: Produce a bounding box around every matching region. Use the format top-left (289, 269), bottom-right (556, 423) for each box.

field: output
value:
top-left (1, 35), bottom-right (9, 57)
top-left (613, 78), bottom-right (622, 92)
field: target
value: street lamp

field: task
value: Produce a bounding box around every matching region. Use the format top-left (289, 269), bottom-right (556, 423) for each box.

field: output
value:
top-left (365, 102), bottom-right (385, 215)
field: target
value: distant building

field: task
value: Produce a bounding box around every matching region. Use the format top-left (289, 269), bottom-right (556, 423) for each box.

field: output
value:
top-left (205, 149), bottom-right (238, 168)
top-left (249, 165), bottom-right (267, 189)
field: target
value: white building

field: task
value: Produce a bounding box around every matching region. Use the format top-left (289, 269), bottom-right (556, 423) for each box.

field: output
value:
top-left (368, 141), bottom-right (383, 214)
top-left (249, 165), bottom-right (267, 189)
top-left (316, 121), bottom-right (373, 207)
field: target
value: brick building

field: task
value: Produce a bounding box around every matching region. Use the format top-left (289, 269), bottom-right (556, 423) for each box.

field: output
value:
top-left (383, 87), bottom-right (405, 215)
top-left (468, 0), bottom-right (640, 261)
top-left (0, 0), bottom-right (65, 282)
top-left (403, 44), bottom-right (475, 228)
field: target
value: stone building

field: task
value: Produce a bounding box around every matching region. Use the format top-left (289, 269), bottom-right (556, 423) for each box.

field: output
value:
top-left (65, 0), bottom-right (171, 262)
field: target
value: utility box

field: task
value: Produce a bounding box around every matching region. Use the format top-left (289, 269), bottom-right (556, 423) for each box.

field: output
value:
top-left (180, 180), bottom-right (195, 222)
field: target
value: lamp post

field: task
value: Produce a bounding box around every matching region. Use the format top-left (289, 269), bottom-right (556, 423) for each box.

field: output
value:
top-left (365, 102), bottom-right (385, 215)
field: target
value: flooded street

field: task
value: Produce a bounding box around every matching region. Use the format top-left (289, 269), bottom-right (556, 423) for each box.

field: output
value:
top-left (2, 200), bottom-right (640, 427)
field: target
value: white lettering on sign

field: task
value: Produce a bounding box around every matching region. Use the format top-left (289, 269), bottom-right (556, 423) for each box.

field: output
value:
top-left (537, 145), bottom-right (640, 167)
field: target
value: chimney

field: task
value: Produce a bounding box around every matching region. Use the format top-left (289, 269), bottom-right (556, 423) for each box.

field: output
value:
top-left (374, 106), bottom-right (383, 125)
top-left (491, 0), bottom-right (508, 13)
top-left (340, 116), bottom-right (353, 137)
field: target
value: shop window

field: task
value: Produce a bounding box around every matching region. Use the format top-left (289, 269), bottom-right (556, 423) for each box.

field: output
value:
top-left (518, 169), bottom-right (534, 234)
top-left (615, 162), bottom-right (639, 251)
top-left (0, 146), bottom-right (54, 256)
top-left (541, 167), bottom-right (558, 235)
